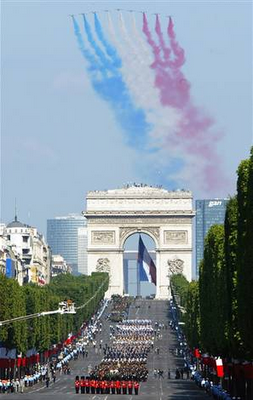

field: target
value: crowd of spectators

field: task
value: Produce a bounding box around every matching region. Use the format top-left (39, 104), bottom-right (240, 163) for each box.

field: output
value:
top-left (0, 299), bottom-right (108, 394)
top-left (169, 299), bottom-right (238, 400)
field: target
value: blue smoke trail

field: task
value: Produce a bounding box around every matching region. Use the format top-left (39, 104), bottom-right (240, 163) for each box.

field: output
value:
top-left (72, 16), bottom-right (102, 75)
top-left (72, 15), bottom-right (150, 149)
top-left (82, 15), bottom-right (116, 74)
top-left (94, 13), bottom-right (121, 68)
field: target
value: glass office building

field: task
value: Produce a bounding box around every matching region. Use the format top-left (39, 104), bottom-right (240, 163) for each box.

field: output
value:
top-left (77, 227), bottom-right (88, 275)
top-left (47, 214), bottom-right (86, 275)
top-left (195, 199), bottom-right (228, 277)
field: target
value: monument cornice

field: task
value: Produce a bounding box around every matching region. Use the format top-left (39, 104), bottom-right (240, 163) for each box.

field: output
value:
top-left (86, 187), bottom-right (192, 199)
top-left (87, 248), bottom-right (124, 254)
top-left (84, 211), bottom-right (195, 217)
top-left (156, 248), bottom-right (192, 253)
top-left (86, 216), bottom-right (193, 225)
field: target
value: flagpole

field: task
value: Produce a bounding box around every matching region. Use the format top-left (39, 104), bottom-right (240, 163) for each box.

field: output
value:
top-left (137, 234), bottom-right (141, 297)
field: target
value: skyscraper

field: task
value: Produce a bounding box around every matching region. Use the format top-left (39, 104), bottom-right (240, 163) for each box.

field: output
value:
top-left (47, 214), bottom-right (86, 275)
top-left (195, 199), bottom-right (229, 277)
top-left (77, 227), bottom-right (88, 275)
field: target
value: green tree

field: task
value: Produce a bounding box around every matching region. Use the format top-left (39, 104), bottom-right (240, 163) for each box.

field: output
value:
top-left (236, 158), bottom-right (250, 356)
top-left (237, 149), bottom-right (253, 358)
top-left (0, 272), bottom-right (109, 355)
top-left (199, 225), bottom-right (226, 355)
top-left (224, 196), bottom-right (241, 357)
top-left (185, 281), bottom-right (200, 349)
top-left (170, 273), bottom-right (189, 308)
top-left (0, 274), bottom-right (27, 354)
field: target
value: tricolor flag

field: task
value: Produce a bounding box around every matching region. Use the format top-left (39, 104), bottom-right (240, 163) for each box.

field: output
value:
top-left (137, 236), bottom-right (156, 285)
top-left (215, 357), bottom-right (224, 378)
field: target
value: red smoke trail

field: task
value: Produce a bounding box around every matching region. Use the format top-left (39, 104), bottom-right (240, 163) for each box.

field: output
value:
top-left (167, 17), bottom-right (185, 69)
top-left (142, 13), bottom-right (163, 68)
top-left (143, 13), bottom-right (227, 192)
top-left (143, 13), bottom-right (190, 109)
top-left (155, 15), bottom-right (171, 62)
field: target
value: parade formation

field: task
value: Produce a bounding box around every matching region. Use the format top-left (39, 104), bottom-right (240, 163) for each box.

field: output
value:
top-left (0, 296), bottom-right (222, 399)
top-left (74, 317), bottom-right (154, 395)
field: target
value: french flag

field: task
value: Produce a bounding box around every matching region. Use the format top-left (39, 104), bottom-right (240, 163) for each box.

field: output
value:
top-left (137, 236), bottom-right (156, 285)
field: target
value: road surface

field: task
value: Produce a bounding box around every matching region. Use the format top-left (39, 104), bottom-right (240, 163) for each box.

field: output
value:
top-left (1, 299), bottom-right (208, 399)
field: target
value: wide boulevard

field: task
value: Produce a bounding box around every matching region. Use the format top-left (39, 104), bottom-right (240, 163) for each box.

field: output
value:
top-left (1, 299), bottom-right (209, 399)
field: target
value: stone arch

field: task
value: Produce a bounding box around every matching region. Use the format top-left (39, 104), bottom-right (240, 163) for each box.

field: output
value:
top-left (123, 231), bottom-right (156, 296)
top-left (120, 227), bottom-right (159, 250)
top-left (84, 186), bottom-right (194, 299)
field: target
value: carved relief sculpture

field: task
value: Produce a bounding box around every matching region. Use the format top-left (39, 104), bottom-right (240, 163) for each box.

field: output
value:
top-left (167, 258), bottom-right (184, 276)
top-left (95, 258), bottom-right (111, 276)
top-left (91, 231), bottom-right (115, 244)
top-left (119, 227), bottom-right (135, 241)
top-left (164, 230), bottom-right (188, 244)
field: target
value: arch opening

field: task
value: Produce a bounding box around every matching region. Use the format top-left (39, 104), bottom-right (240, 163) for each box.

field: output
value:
top-left (123, 232), bottom-right (156, 298)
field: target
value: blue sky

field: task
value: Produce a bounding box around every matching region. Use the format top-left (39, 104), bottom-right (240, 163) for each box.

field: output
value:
top-left (1, 0), bottom-right (252, 235)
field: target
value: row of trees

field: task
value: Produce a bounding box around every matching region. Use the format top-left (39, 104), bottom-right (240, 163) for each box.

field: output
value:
top-left (0, 272), bottom-right (109, 355)
top-left (172, 147), bottom-right (253, 360)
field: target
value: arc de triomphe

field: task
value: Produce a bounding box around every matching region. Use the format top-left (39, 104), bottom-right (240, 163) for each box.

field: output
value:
top-left (84, 186), bottom-right (195, 299)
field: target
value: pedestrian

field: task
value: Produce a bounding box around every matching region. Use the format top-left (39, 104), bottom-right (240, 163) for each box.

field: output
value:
top-left (20, 378), bottom-right (24, 393)
top-left (175, 369), bottom-right (180, 379)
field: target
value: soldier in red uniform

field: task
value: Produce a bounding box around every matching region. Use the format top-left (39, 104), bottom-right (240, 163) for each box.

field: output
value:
top-left (111, 380), bottom-right (115, 394)
top-left (116, 379), bottom-right (121, 394)
top-left (90, 379), bottom-right (95, 394)
top-left (128, 380), bottom-right (133, 394)
top-left (99, 380), bottom-right (103, 394)
top-left (95, 380), bottom-right (99, 394)
top-left (134, 381), bottom-right (140, 395)
top-left (122, 380), bottom-right (127, 394)
top-left (105, 380), bottom-right (110, 394)
top-left (80, 376), bottom-right (85, 394)
top-left (85, 377), bottom-right (90, 394)
top-left (74, 376), bottom-right (80, 394)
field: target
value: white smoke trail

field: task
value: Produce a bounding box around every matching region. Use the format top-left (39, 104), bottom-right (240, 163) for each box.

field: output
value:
top-left (99, 13), bottom-right (208, 190)
top-left (114, 13), bottom-right (182, 151)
